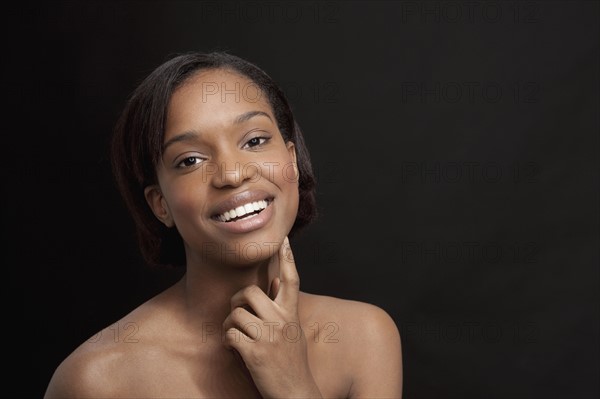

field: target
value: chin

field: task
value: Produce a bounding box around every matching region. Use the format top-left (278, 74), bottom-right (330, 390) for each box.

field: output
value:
top-left (187, 227), bottom-right (288, 267)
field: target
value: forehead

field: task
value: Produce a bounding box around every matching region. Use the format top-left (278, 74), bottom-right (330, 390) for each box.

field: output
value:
top-left (171, 68), bottom-right (270, 112)
top-left (165, 69), bottom-right (274, 140)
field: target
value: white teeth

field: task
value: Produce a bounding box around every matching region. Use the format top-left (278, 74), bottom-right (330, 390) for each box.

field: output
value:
top-left (217, 200), bottom-right (269, 222)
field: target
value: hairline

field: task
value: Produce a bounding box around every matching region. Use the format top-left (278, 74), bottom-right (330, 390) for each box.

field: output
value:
top-left (152, 66), bottom-right (292, 173)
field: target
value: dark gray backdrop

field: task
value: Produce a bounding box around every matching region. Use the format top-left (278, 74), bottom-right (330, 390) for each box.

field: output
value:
top-left (5, 1), bottom-right (598, 398)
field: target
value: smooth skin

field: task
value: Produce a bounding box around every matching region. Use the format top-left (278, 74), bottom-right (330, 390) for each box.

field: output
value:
top-left (45, 69), bottom-right (403, 398)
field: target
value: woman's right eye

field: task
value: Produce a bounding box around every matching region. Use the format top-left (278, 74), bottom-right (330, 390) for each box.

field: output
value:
top-left (177, 156), bottom-right (202, 168)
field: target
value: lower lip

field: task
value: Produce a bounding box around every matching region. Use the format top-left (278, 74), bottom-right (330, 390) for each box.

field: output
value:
top-left (213, 201), bottom-right (274, 234)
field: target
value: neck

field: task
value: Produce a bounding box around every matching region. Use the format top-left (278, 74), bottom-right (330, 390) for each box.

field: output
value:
top-left (176, 250), bottom-right (276, 334)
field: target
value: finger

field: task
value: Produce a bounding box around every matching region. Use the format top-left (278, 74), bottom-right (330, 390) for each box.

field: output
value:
top-left (267, 245), bottom-right (280, 291)
top-left (222, 327), bottom-right (255, 353)
top-left (222, 307), bottom-right (262, 341)
top-left (222, 329), bottom-right (256, 379)
top-left (268, 277), bottom-right (280, 301)
top-left (274, 236), bottom-right (300, 310)
top-left (230, 285), bottom-right (275, 320)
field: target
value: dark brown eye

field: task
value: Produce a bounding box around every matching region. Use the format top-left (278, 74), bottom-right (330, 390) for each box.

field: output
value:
top-left (245, 137), bottom-right (268, 148)
top-left (177, 156), bottom-right (202, 168)
top-left (183, 157), bottom-right (197, 166)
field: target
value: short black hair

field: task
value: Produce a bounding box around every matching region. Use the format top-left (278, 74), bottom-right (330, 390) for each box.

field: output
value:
top-left (110, 51), bottom-right (317, 267)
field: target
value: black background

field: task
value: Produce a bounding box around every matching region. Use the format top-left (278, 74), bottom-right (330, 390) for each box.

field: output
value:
top-left (5, 1), bottom-right (599, 398)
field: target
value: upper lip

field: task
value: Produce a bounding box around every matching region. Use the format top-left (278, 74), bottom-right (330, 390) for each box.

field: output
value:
top-left (210, 189), bottom-right (273, 218)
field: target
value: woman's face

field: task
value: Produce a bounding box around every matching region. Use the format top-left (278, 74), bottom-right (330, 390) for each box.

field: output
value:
top-left (146, 68), bottom-right (299, 266)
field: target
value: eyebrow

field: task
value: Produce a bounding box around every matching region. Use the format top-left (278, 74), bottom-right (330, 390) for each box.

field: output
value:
top-left (163, 110), bottom-right (273, 151)
top-left (234, 110), bottom-right (273, 125)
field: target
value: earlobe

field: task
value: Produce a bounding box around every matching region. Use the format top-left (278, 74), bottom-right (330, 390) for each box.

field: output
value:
top-left (144, 185), bottom-right (174, 228)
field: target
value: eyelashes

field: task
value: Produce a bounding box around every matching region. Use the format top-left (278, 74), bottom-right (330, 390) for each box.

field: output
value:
top-left (175, 136), bottom-right (272, 169)
top-left (177, 156), bottom-right (204, 168)
top-left (243, 136), bottom-right (269, 149)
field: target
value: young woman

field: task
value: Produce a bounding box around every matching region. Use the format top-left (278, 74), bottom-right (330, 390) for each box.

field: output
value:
top-left (45, 52), bottom-right (403, 398)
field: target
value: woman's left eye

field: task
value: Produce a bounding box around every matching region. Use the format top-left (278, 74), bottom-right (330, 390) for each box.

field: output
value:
top-left (244, 137), bottom-right (268, 148)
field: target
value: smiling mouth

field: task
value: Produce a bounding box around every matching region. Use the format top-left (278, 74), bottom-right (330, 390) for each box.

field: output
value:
top-left (213, 199), bottom-right (272, 222)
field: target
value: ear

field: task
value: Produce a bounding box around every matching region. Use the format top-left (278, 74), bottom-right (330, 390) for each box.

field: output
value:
top-left (144, 185), bottom-right (174, 228)
top-left (286, 141), bottom-right (299, 180)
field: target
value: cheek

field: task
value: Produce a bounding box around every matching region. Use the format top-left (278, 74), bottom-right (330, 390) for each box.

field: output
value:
top-left (274, 159), bottom-right (300, 218)
top-left (283, 180), bottom-right (300, 233)
top-left (257, 151), bottom-right (299, 190)
top-left (254, 162), bottom-right (296, 185)
top-left (280, 161), bottom-right (300, 184)
top-left (287, 182), bottom-right (300, 220)
top-left (163, 181), bottom-right (206, 223)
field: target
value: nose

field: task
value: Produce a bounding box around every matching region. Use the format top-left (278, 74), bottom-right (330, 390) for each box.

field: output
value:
top-left (210, 150), bottom-right (260, 189)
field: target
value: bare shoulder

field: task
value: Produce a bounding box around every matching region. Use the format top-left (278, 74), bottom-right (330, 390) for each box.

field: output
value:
top-left (299, 291), bottom-right (401, 343)
top-left (44, 290), bottom-right (175, 398)
top-left (299, 292), bottom-right (403, 398)
top-left (43, 323), bottom-right (133, 398)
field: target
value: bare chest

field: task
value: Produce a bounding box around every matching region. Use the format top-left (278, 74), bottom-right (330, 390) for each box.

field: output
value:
top-left (113, 341), bottom-right (349, 398)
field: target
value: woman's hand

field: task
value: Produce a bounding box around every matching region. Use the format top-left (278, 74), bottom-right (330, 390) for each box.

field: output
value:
top-left (222, 237), bottom-right (322, 399)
